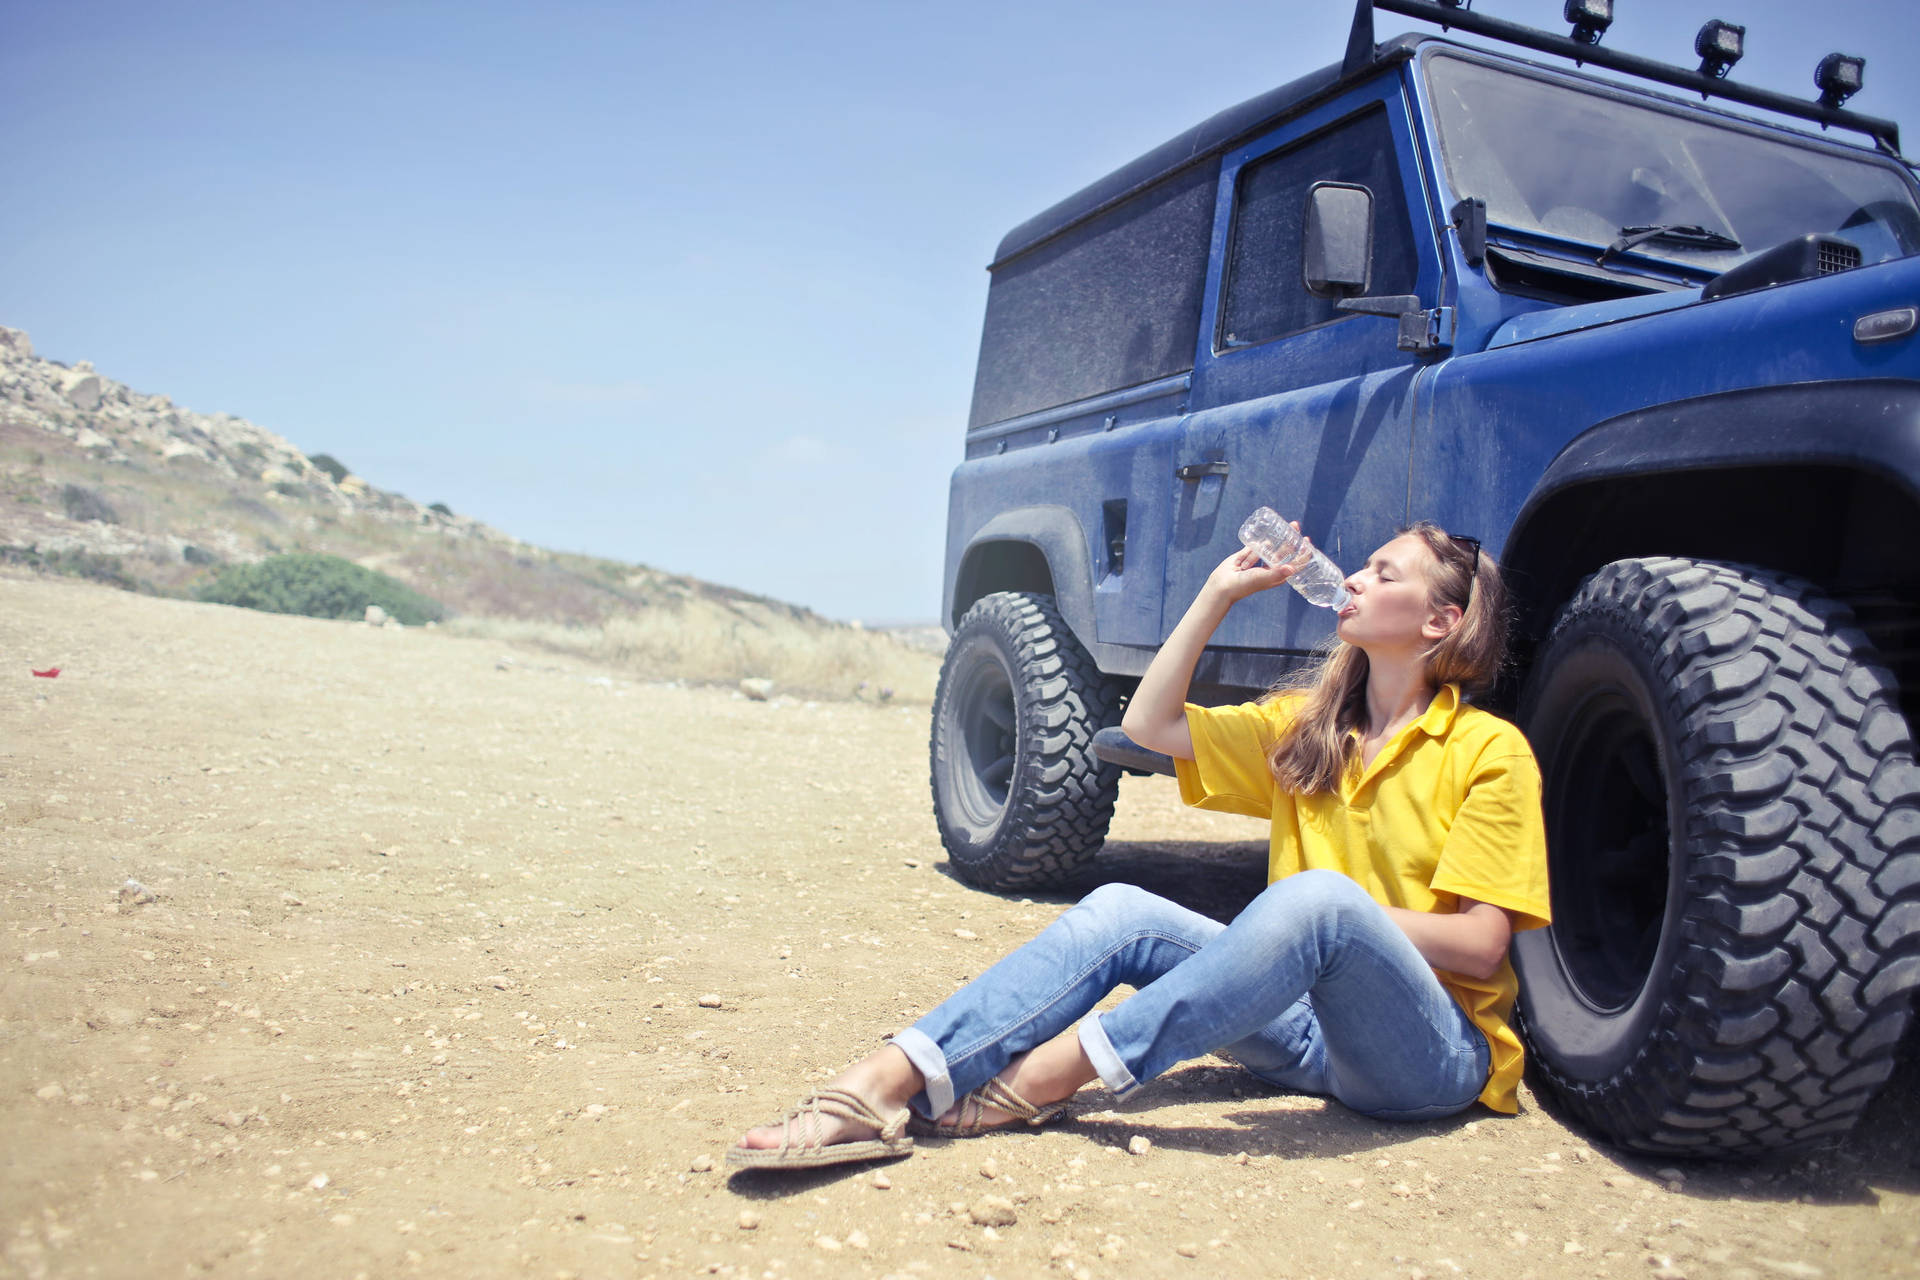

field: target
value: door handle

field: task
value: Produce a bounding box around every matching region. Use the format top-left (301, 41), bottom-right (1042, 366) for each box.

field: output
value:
top-left (1176, 461), bottom-right (1230, 481)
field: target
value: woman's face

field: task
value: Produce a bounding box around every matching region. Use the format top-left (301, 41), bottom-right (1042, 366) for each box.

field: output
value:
top-left (1333, 534), bottom-right (1458, 656)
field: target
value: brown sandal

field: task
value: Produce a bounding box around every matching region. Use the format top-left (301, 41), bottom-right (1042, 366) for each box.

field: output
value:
top-left (725, 1088), bottom-right (915, 1171)
top-left (915, 1076), bottom-right (1071, 1138)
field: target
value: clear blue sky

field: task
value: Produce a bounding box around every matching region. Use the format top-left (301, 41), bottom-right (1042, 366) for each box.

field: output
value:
top-left (6, 1), bottom-right (1915, 622)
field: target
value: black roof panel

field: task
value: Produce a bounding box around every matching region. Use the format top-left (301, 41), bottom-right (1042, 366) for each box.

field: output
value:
top-left (990, 37), bottom-right (1423, 269)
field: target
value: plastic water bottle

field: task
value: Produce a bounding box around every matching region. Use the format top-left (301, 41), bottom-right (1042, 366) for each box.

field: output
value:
top-left (1237, 507), bottom-right (1352, 609)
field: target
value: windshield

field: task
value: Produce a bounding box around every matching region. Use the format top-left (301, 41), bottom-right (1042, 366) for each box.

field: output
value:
top-left (1424, 50), bottom-right (1920, 280)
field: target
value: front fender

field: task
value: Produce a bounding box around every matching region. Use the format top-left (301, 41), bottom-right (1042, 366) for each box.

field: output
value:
top-left (1516, 379), bottom-right (1920, 521)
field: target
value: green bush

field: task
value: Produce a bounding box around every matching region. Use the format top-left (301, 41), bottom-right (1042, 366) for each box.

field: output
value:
top-left (308, 453), bottom-right (349, 484)
top-left (196, 553), bottom-right (444, 625)
top-left (61, 484), bottom-right (119, 524)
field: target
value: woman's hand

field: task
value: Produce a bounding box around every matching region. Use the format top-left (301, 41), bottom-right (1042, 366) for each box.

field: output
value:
top-left (1203, 536), bottom-right (1312, 605)
top-left (1122, 528), bottom-right (1315, 760)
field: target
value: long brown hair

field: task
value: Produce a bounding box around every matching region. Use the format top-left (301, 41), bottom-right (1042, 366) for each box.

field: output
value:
top-left (1263, 522), bottom-right (1508, 794)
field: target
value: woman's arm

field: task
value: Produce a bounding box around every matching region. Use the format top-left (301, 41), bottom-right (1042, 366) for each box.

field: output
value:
top-left (1121, 544), bottom-right (1305, 759)
top-left (1385, 897), bottom-right (1513, 981)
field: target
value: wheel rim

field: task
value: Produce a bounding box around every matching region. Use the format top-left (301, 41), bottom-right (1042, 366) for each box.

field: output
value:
top-left (944, 638), bottom-right (1018, 832)
top-left (1543, 686), bottom-right (1673, 1015)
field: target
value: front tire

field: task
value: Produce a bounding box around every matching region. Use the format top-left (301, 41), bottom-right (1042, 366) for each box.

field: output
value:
top-left (930, 592), bottom-right (1120, 891)
top-left (1516, 557), bottom-right (1920, 1155)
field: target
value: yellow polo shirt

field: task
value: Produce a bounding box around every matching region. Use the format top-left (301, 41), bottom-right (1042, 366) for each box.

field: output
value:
top-left (1174, 684), bottom-right (1550, 1114)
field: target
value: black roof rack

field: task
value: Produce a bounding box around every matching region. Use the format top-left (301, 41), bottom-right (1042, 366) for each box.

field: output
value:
top-left (989, 3), bottom-right (1909, 271)
top-left (1347, 0), bottom-right (1900, 155)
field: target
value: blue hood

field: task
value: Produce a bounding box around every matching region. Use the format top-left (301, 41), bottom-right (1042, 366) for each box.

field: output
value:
top-left (1488, 288), bottom-right (1702, 349)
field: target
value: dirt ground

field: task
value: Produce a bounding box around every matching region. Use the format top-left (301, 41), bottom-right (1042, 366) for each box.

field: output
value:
top-left (5, 572), bottom-right (1919, 1280)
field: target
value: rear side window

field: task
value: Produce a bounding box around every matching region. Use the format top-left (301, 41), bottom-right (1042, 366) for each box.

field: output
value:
top-left (1220, 107), bottom-right (1419, 348)
top-left (968, 161), bottom-right (1217, 430)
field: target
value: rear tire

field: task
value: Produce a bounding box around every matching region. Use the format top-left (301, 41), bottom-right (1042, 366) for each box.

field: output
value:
top-left (930, 592), bottom-right (1120, 891)
top-left (1515, 557), bottom-right (1920, 1155)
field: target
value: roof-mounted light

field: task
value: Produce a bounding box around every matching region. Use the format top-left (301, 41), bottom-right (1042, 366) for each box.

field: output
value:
top-left (1815, 52), bottom-right (1864, 109)
top-left (1695, 20), bottom-right (1744, 80)
top-left (1564, 0), bottom-right (1612, 47)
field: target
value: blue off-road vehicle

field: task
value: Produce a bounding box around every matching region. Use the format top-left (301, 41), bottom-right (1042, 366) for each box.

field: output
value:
top-left (930, 0), bottom-right (1920, 1156)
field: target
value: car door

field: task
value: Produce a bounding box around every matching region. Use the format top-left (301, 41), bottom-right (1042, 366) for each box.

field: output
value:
top-left (1164, 84), bottom-right (1443, 660)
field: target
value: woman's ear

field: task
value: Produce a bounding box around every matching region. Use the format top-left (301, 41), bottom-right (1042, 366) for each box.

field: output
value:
top-left (1423, 603), bottom-right (1464, 643)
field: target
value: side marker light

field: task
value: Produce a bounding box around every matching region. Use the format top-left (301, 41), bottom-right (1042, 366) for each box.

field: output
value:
top-left (1853, 307), bottom-right (1917, 344)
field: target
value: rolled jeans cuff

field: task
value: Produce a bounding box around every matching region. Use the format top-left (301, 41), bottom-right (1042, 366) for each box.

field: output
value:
top-left (888, 1028), bottom-right (954, 1119)
top-left (1078, 1013), bottom-right (1141, 1100)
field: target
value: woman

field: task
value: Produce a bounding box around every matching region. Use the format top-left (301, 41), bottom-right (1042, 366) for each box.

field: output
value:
top-left (729, 522), bottom-right (1549, 1170)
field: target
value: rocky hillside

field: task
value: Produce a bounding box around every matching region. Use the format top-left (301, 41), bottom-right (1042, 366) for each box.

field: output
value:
top-left (1, 324), bottom-right (804, 624)
top-left (0, 323), bottom-right (941, 698)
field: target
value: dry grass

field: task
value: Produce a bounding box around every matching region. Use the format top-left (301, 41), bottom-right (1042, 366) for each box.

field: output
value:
top-left (4, 422), bottom-right (947, 704)
top-left (446, 593), bottom-right (942, 702)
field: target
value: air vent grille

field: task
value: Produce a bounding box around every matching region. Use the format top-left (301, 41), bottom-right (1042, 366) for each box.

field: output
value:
top-left (1818, 240), bottom-right (1863, 275)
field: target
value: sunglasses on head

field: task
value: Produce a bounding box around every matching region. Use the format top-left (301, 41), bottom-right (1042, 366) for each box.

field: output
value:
top-left (1450, 533), bottom-right (1481, 598)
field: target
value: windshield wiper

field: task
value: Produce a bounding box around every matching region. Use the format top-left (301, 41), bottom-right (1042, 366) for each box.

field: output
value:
top-left (1596, 224), bottom-right (1742, 267)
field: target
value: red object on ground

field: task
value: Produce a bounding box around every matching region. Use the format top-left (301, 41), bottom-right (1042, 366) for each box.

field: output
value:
top-left (32, 667), bottom-right (60, 678)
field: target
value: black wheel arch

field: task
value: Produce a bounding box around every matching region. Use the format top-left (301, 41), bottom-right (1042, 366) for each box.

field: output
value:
top-left (948, 504), bottom-right (1099, 647)
top-left (1501, 380), bottom-right (1920, 714)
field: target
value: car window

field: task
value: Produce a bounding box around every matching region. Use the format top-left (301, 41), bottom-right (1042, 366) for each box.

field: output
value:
top-left (1220, 106), bottom-right (1420, 349)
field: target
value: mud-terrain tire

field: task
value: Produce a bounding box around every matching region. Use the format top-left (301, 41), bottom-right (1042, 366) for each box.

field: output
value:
top-left (930, 592), bottom-right (1121, 891)
top-left (1515, 557), bottom-right (1920, 1156)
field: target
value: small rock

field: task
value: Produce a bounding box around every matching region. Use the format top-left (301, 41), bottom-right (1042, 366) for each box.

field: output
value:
top-left (871, 1171), bottom-right (892, 1190)
top-left (118, 879), bottom-right (157, 905)
top-left (968, 1195), bottom-right (1017, 1227)
top-left (1176, 1243), bottom-right (1200, 1258)
top-left (954, 928), bottom-right (978, 940)
top-left (364, 604), bottom-right (389, 626)
top-left (814, 1235), bottom-right (842, 1252)
top-left (308, 1174), bottom-right (330, 1191)
top-left (1654, 1167), bottom-right (1687, 1184)
top-left (1128, 1135), bottom-right (1152, 1157)
top-left (487, 975), bottom-right (512, 990)
top-left (739, 678), bottom-right (775, 702)
top-left (846, 1229), bottom-right (870, 1250)
top-left (690, 1154), bottom-right (714, 1172)
top-left (737, 1211), bottom-right (760, 1231)
top-left (35, 1083), bottom-right (64, 1100)
top-left (979, 1158), bottom-right (999, 1179)
top-left (697, 994), bottom-right (723, 1009)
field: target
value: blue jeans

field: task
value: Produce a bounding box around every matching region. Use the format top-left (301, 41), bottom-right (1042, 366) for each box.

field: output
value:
top-left (891, 870), bottom-right (1489, 1122)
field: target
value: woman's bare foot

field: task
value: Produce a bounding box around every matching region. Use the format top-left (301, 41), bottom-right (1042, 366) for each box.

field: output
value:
top-left (734, 1045), bottom-right (922, 1153)
top-left (931, 1032), bottom-right (1097, 1131)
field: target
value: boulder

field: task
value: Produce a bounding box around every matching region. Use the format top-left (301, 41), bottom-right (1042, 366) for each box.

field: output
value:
top-left (738, 678), bottom-right (775, 702)
top-left (365, 604), bottom-right (390, 626)
top-left (61, 371), bottom-right (103, 412)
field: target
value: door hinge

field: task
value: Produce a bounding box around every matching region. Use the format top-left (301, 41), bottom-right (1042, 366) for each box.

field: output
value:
top-left (1398, 305), bottom-right (1455, 355)
top-left (1337, 295), bottom-right (1456, 356)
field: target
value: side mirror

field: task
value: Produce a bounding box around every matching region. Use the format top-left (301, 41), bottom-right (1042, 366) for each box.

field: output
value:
top-left (1303, 182), bottom-right (1374, 298)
